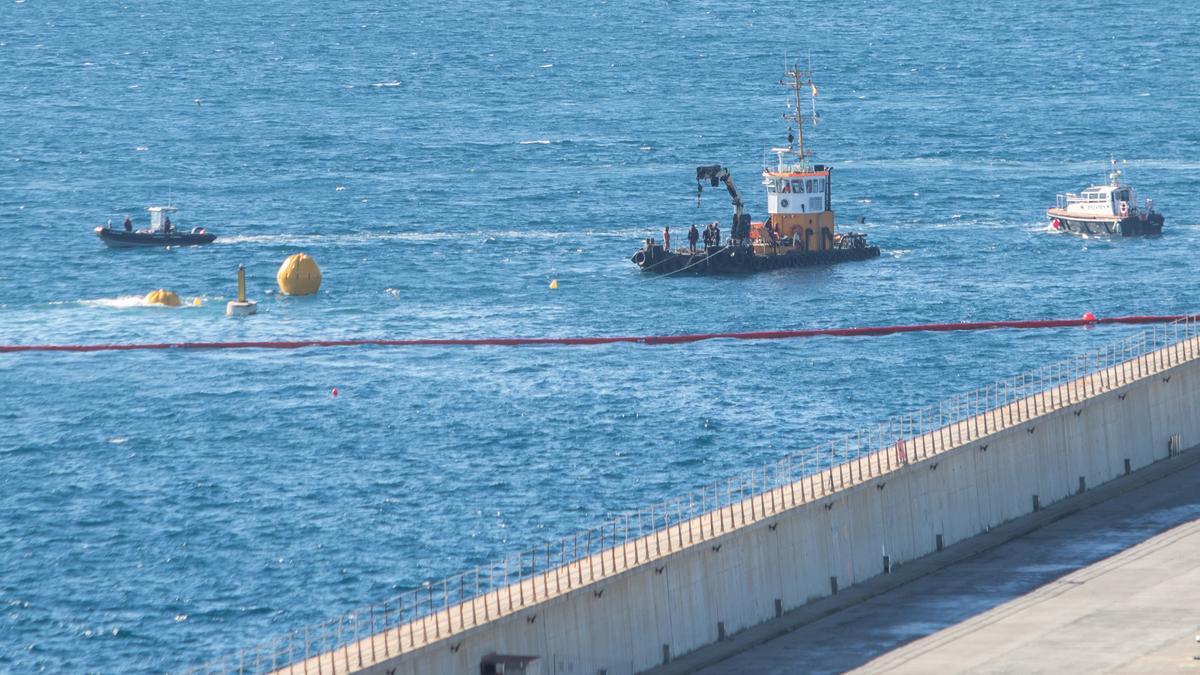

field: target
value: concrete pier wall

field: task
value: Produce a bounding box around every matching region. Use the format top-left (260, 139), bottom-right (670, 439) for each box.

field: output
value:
top-left (333, 339), bottom-right (1200, 675)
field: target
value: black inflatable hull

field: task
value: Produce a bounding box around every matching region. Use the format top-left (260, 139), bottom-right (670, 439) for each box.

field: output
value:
top-left (1052, 213), bottom-right (1164, 237)
top-left (632, 244), bottom-right (880, 275)
top-left (96, 228), bottom-right (217, 248)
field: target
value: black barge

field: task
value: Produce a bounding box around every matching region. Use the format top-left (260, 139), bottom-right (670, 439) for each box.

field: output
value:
top-left (632, 66), bottom-right (879, 276)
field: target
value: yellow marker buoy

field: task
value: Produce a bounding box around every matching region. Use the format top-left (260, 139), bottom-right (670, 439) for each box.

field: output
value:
top-left (549, 279), bottom-right (558, 290)
top-left (145, 289), bottom-right (181, 307)
top-left (192, 297), bottom-right (202, 306)
top-left (276, 253), bottom-right (322, 296)
top-left (227, 264), bottom-right (258, 317)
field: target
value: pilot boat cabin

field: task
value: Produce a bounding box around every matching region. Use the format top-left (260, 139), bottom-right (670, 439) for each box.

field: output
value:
top-left (1047, 162), bottom-right (1164, 237)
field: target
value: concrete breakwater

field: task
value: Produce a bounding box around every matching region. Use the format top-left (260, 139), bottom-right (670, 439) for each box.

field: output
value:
top-left (194, 320), bottom-right (1200, 675)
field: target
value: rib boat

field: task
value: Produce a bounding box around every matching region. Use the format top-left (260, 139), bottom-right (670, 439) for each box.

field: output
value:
top-left (95, 206), bottom-right (216, 248)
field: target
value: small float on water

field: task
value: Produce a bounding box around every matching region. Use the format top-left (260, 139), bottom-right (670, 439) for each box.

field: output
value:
top-left (1047, 160), bottom-right (1164, 237)
top-left (95, 206), bottom-right (216, 248)
top-left (632, 66), bottom-right (879, 275)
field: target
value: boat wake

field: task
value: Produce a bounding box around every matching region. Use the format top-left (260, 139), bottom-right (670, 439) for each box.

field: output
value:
top-left (215, 228), bottom-right (649, 246)
top-left (82, 295), bottom-right (157, 309)
top-left (80, 295), bottom-right (190, 309)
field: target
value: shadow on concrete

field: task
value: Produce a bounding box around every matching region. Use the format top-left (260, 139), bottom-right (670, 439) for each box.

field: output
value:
top-left (695, 456), bottom-right (1200, 675)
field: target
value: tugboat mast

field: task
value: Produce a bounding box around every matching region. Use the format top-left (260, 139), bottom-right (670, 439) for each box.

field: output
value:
top-left (781, 64), bottom-right (815, 165)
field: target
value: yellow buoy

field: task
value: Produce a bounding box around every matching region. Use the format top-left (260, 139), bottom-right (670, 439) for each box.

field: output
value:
top-left (192, 297), bottom-right (202, 306)
top-left (276, 253), bottom-right (322, 296)
top-left (145, 289), bottom-right (181, 307)
top-left (549, 279), bottom-right (558, 290)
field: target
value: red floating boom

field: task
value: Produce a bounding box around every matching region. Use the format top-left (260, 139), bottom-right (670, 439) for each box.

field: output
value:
top-left (0, 314), bottom-right (1193, 354)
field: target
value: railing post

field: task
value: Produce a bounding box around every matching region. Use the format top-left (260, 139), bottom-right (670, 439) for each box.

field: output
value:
top-left (982, 385), bottom-right (990, 433)
top-left (749, 470), bottom-right (758, 520)
top-left (586, 528), bottom-right (595, 577)
top-left (355, 611), bottom-right (363, 668)
top-left (686, 493), bottom-right (696, 542)
top-left (623, 516), bottom-right (631, 568)
top-left (599, 526), bottom-right (607, 576)
top-left (635, 510), bottom-right (645, 562)
top-left (788, 455), bottom-right (798, 506)
top-left (918, 408), bottom-right (926, 458)
top-left (503, 558), bottom-right (513, 613)
top-left (651, 505), bottom-right (660, 556)
top-left (369, 605), bottom-right (376, 664)
top-left (677, 499), bottom-right (688, 548)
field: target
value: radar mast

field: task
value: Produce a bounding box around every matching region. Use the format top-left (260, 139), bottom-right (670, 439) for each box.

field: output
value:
top-left (780, 64), bottom-right (816, 165)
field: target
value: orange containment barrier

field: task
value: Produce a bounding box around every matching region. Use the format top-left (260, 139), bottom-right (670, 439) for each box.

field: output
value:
top-left (0, 314), bottom-right (1193, 354)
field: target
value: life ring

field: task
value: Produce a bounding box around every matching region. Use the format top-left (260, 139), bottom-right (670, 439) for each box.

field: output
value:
top-left (1119, 201), bottom-right (1129, 217)
top-left (1050, 218), bottom-right (1061, 230)
top-left (632, 251), bottom-right (646, 266)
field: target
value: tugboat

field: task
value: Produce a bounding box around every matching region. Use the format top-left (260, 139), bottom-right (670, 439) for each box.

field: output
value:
top-left (632, 66), bottom-right (879, 275)
top-left (1047, 160), bottom-right (1164, 236)
top-left (94, 206), bottom-right (217, 248)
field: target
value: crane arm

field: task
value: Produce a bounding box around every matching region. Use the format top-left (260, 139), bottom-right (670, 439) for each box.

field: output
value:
top-left (696, 164), bottom-right (749, 240)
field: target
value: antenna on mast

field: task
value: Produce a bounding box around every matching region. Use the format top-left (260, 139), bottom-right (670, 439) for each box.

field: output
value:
top-left (807, 51), bottom-right (819, 126)
top-left (780, 64), bottom-right (814, 164)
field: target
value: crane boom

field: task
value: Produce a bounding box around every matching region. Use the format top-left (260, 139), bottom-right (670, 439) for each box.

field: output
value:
top-left (696, 165), bottom-right (750, 241)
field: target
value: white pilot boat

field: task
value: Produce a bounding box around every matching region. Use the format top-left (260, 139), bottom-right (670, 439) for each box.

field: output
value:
top-left (1047, 160), bottom-right (1163, 237)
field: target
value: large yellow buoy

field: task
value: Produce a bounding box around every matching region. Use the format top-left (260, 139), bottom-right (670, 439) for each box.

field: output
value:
top-left (276, 253), bottom-right (322, 296)
top-left (145, 289), bottom-right (181, 307)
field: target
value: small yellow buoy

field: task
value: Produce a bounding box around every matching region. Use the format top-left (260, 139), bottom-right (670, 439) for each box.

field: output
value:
top-left (145, 289), bottom-right (182, 307)
top-left (276, 253), bottom-right (322, 296)
top-left (549, 279), bottom-right (558, 290)
top-left (192, 297), bottom-right (202, 306)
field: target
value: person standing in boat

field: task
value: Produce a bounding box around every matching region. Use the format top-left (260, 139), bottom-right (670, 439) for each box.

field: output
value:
top-left (163, 216), bottom-right (172, 234)
top-left (765, 221), bottom-right (778, 252)
top-left (123, 215), bottom-right (133, 232)
top-left (688, 223), bottom-right (699, 252)
top-left (712, 221), bottom-right (721, 247)
top-left (662, 225), bottom-right (671, 252)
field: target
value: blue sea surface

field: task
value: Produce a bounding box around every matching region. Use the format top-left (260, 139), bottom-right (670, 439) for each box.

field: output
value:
top-left (2, 0), bottom-right (1199, 671)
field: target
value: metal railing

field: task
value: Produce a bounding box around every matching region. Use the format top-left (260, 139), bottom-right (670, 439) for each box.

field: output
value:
top-left (187, 316), bottom-right (1200, 674)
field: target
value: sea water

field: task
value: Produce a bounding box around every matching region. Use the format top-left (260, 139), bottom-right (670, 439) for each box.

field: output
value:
top-left (1, 0), bottom-right (1198, 670)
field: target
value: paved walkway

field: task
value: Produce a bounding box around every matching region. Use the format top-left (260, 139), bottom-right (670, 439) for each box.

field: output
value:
top-left (699, 455), bottom-right (1200, 674)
